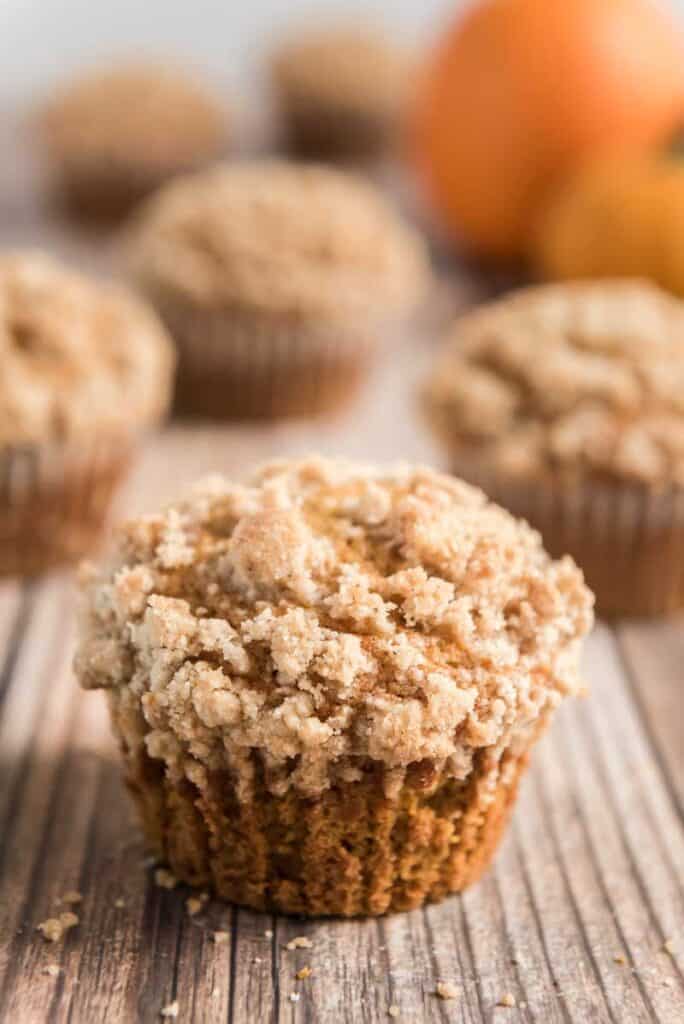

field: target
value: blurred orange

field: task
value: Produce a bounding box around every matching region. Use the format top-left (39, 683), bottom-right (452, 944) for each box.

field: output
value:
top-left (411, 0), bottom-right (684, 263)
top-left (532, 154), bottom-right (684, 295)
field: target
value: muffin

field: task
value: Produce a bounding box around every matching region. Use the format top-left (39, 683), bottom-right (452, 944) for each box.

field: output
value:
top-left (127, 162), bottom-right (428, 419)
top-left (41, 62), bottom-right (226, 220)
top-left (0, 252), bottom-right (174, 576)
top-left (271, 27), bottom-right (411, 160)
top-left (424, 280), bottom-right (684, 618)
top-left (75, 456), bottom-right (593, 916)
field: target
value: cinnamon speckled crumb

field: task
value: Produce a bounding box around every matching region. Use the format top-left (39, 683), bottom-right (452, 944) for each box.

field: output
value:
top-left (37, 912), bottom-right (79, 942)
top-left (75, 458), bottom-right (593, 804)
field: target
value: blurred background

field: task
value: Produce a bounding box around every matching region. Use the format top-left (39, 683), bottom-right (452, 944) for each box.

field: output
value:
top-left (0, 1), bottom-right (453, 103)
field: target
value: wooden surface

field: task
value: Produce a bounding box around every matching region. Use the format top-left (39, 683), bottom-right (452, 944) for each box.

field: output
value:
top-left (0, 118), bottom-right (683, 1024)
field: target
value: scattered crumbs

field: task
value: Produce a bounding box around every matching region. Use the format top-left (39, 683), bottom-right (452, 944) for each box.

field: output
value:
top-left (154, 868), bottom-right (178, 890)
top-left (435, 981), bottom-right (460, 1001)
top-left (186, 892), bottom-right (209, 917)
top-left (58, 891), bottom-right (82, 906)
top-left (663, 939), bottom-right (675, 955)
top-left (296, 966), bottom-right (312, 980)
top-left (114, 898), bottom-right (126, 909)
top-left (37, 912), bottom-right (79, 943)
top-left (160, 1000), bottom-right (179, 1019)
top-left (498, 993), bottom-right (516, 1008)
top-left (613, 954), bottom-right (626, 966)
top-left (286, 936), bottom-right (313, 951)
top-left (388, 1006), bottom-right (400, 1019)
top-left (264, 929), bottom-right (273, 939)
top-left (289, 993), bottom-right (300, 1004)
top-left (44, 965), bottom-right (60, 978)
top-left (213, 931), bottom-right (230, 945)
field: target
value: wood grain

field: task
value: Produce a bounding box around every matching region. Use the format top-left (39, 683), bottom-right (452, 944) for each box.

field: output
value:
top-left (0, 114), bottom-right (683, 1024)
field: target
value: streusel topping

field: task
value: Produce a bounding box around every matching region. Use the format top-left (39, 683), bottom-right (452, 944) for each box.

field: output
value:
top-left (42, 63), bottom-right (225, 168)
top-left (272, 27), bottom-right (410, 117)
top-left (425, 282), bottom-right (684, 487)
top-left (127, 162), bottom-right (428, 317)
top-left (0, 252), bottom-right (175, 444)
top-left (75, 457), bottom-right (593, 799)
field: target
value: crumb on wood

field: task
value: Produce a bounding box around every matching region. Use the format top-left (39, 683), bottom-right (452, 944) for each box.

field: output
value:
top-left (213, 931), bottom-right (230, 945)
top-left (114, 898), bottom-right (126, 909)
top-left (57, 890), bottom-right (82, 906)
top-left (186, 892), bottom-right (209, 916)
top-left (388, 1006), bottom-right (400, 1019)
top-left (160, 1000), bottom-right (179, 1018)
top-left (154, 868), bottom-right (178, 890)
top-left (264, 929), bottom-right (273, 939)
top-left (613, 954), bottom-right (626, 965)
top-left (43, 965), bottom-right (60, 977)
top-left (498, 993), bottom-right (516, 1008)
top-left (37, 912), bottom-right (79, 942)
top-left (286, 936), bottom-right (313, 950)
top-left (435, 981), bottom-right (460, 1000)
top-left (289, 992), bottom-right (300, 1003)
top-left (663, 939), bottom-right (675, 955)
top-left (296, 966), bottom-right (312, 980)
top-left (211, 987), bottom-right (220, 999)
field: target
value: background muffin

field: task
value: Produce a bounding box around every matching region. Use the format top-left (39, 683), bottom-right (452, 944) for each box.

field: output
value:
top-left (76, 456), bottom-right (593, 916)
top-left (424, 280), bottom-right (684, 617)
top-left (128, 161), bottom-right (429, 420)
top-left (0, 251), bottom-right (175, 576)
top-left (40, 62), bottom-right (227, 220)
top-left (271, 26), bottom-right (412, 161)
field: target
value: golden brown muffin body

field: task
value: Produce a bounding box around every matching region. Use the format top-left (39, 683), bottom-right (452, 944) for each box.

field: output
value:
top-left (75, 457), bottom-right (593, 915)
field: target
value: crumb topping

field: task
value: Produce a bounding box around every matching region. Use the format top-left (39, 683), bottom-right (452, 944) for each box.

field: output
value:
top-left (37, 911), bottom-right (79, 942)
top-left (0, 252), bottom-right (174, 444)
top-left (424, 281), bottom-right (684, 488)
top-left (42, 63), bottom-right (225, 168)
top-left (127, 162), bottom-right (428, 318)
top-left (75, 457), bottom-right (593, 799)
top-left (272, 27), bottom-right (411, 118)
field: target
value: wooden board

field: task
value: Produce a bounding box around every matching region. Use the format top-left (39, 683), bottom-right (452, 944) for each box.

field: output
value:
top-left (0, 114), bottom-right (683, 1024)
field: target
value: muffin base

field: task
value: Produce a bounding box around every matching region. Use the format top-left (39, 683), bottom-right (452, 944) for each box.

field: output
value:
top-left (122, 742), bottom-right (533, 917)
top-left (153, 298), bottom-right (379, 421)
top-left (278, 102), bottom-right (397, 162)
top-left (0, 440), bottom-right (133, 577)
top-left (450, 460), bottom-right (684, 618)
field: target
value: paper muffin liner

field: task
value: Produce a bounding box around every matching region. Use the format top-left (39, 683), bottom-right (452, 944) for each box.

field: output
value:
top-left (112, 697), bottom-right (546, 917)
top-left (276, 99), bottom-right (398, 161)
top-left (449, 457), bottom-right (684, 618)
top-left (153, 297), bottom-right (382, 420)
top-left (0, 436), bottom-right (136, 577)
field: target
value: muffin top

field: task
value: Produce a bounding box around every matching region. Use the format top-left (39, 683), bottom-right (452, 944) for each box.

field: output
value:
top-left (272, 26), bottom-right (411, 119)
top-left (128, 162), bottom-right (428, 319)
top-left (42, 62), bottom-right (225, 169)
top-left (424, 281), bottom-right (684, 488)
top-left (75, 457), bottom-right (593, 800)
top-left (0, 252), bottom-right (175, 445)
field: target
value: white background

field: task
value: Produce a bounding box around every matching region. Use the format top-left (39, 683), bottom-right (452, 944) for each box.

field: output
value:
top-left (0, 0), bottom-right (463, 105)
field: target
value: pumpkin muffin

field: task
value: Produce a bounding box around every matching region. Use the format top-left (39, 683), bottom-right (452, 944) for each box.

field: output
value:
top-left (271, 26), bottom-right (412, 160)
top-left (41, 62), bottom-right (226, 220)
top-left (424, 280), bottom-right (684, 617)
top-left (127, 161), bottom-right (428, 419)
top-left (0, 251), bottom-right (174, 576)
top-left (75, 456), bottom-right (593, 916)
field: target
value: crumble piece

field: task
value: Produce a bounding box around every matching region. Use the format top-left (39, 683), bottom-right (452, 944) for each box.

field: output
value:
top-left (160, 1000), bottom-right (179, 1018)
top-left (498, 993), bottom-right (516, 1008)
top-left (37, 912), bottom-right (79, 942)
top-left (154, 868), bottom-right (178, 890)
top-left (435, 981), bottom-right (460, 1000)
top-left (286, 936), bottom-right (313, 951)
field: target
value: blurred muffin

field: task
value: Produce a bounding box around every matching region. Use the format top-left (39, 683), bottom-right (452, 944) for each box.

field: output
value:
top-left (75, 456), bottom-right (593, 915)
top-left (271, 27), bottom-right (411, 160)
top-left (424, 280), bottom-right (684, 617)
top-left (41, 62), bottom-right (227, 220)
top-left (532, 156), bottom-right (684, 296)
top-left (128, 161), bottom-right (428, 419)
top-left (0, 252), bottom-right (174, 576)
